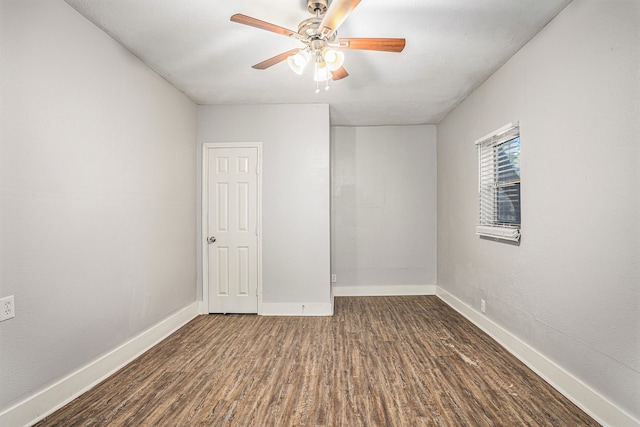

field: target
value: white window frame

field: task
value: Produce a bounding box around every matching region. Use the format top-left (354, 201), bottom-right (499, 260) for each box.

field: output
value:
top-left (475, 122), bottom-right (521, 242)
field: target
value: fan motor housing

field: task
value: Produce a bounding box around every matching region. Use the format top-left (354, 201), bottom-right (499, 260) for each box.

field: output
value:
top-left (298, 17), bottom-right (321, 37)
top-left (298, 17), bottom-right (337, 42)
top-left (307, 0), bottom-right (328, 15)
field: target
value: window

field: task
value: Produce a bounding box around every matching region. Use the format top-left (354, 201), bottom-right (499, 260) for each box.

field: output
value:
top-left (476, 122), bottom-right (521, 242)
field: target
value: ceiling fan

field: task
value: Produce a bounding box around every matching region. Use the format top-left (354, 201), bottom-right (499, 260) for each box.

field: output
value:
top-left (231, 0), bottom-right (406, 91)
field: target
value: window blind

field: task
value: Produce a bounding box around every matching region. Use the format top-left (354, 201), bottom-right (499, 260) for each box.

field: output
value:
top-left (476, 122), bottom-right (521, 242)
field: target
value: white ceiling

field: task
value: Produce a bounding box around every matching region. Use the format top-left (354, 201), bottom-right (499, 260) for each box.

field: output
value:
top-left (64, 0), bottom-right (572, 126)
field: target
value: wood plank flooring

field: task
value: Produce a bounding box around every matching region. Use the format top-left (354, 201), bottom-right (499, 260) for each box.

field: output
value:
top-left (36, 296), bottom-right (599, 426)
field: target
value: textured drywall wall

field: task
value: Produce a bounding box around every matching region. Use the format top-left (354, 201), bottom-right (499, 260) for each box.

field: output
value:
top-left (0, 0), bottom-right (197, 411)
top-left (197, 104), bottom-right (331, 307)
top-left (331, 126), bottom-right (437, 293)
top-left (437, 0), bottom-right (639, 421)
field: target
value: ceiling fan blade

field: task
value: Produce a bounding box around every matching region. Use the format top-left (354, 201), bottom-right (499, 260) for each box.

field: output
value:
top-left (231, 14), bottom-right (297, 38)
top-left (331, 66), bottom-right (349, 81)
top-left (252, 49), bottom-right (301, 70)
top-left (340, 38), bottom-right (406, 52)
top-left (319, 0), bottom-right (361, 38)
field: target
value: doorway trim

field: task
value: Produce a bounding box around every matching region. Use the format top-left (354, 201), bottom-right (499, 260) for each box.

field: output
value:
top-left (202, 142), bottom-right (263, 314)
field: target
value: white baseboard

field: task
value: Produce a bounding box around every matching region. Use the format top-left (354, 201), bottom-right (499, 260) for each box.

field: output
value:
top-left (333, 284), bottom-right (436, 296)
top-left (0, 302), bottom-right (199, 427)
top-left (260, 302), bottom-right (333, 316)
top-left (435, 287), bottom-right (639, 427)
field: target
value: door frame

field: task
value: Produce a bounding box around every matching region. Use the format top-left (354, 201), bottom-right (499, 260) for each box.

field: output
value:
top-left (202, 142), bottom-right (263, 314)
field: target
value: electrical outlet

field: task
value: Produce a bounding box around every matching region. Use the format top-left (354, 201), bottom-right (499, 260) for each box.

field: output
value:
top-left (480, 299), bottom-right (486, 313)
top-left (331, 274), bottom-right (337, 283)
top-left (0, 295), bottom-right (15, 321)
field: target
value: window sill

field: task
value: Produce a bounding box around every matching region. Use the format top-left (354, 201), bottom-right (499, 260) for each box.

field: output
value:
top-left (476, 225), bottom-right (521, 242)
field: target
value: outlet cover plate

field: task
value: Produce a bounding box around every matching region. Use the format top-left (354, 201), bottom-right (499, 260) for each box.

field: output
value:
top-left (0, 295), bottom-right (15, 321)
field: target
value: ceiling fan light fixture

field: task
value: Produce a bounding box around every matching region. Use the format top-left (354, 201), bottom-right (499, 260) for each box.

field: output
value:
top-left (287, 50), bottom-right (311, 75)
top-left (231, 0), bottom-right (406, 92)
top-left (322, 47), bottom-right (344, 71)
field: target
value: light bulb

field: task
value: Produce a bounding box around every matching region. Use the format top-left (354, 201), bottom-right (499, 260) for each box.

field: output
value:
top-left (322, 48), bottom-right (345, 71)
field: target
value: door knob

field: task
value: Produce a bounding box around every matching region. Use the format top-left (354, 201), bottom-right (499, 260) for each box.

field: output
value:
top-left (207, 236), bottom-right (217, 244)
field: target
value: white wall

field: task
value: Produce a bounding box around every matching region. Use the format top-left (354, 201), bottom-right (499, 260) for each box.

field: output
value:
top-left (331, 126), bottom-right (437, 295)
top-left (197, 105), bottom-right (331, 314)
top-left (0, 0), bottom-right (197, 413)
top-left (437, 0), bottom-right (639, 423)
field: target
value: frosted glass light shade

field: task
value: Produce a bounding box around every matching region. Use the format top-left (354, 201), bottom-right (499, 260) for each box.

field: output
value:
top-left (287, 50), bottom-right (311, 75)
top-left (314, 61), bottom-right (332, 81)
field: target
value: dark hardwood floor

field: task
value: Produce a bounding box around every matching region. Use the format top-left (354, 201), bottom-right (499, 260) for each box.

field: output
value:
top-left (36, 296), bottom-right (599, 426)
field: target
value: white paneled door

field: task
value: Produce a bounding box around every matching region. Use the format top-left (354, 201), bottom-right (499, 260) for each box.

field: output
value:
top-left (206, 145), bottom-right (260, 313)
